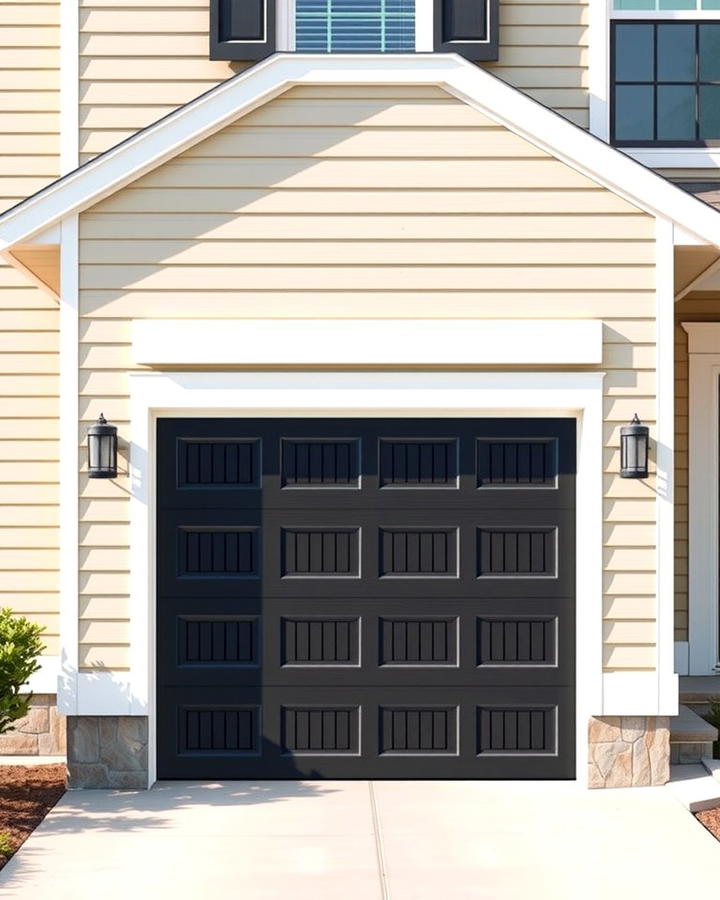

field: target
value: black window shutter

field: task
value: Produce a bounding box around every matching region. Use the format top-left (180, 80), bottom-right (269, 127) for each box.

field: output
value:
top-left (210, 0), bottom-right (277, 61)
top-left (434, 0), bottom-right (499, 61)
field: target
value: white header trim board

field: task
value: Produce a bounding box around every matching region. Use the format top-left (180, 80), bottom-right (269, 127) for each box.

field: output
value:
top-left (132, 319), bottom-right (604, 367)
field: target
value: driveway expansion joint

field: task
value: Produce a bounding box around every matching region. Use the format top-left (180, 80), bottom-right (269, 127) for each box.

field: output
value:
top-left (369, 781), bottom-right (390, 900)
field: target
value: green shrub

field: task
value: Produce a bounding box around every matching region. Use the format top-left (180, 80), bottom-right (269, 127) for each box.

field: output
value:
top-left (703, 699), bottom-right (720, 759)
top-left (0, 832), bottom-right (13, 858)
top-left (0, 607), bottom-right (45, 736)
top-left (708, 698), bottom-right (720, 729)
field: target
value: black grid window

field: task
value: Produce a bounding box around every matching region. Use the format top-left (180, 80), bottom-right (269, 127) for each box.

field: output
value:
top-left (611, 21), bottom-right (720, 145)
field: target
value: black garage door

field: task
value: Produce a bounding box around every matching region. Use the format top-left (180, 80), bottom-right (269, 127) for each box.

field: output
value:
top-left (157, 418), bottom-right (575, 779)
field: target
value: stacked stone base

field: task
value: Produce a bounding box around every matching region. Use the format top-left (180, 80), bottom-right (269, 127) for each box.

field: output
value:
top-left (67, 717), bottom-right (148, 789)
top-left (588, 716), bottom-right (670, 788)
top-left (64, 714), bottom-right (670, 790)
top-left (0, 694), bottom-right (66, 756)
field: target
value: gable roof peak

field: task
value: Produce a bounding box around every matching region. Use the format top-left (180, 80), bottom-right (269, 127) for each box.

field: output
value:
top-left (0, 52), bottom-right (719, 249)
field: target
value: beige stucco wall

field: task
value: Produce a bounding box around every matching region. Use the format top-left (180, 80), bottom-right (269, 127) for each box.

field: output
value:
top-left (78, 0), bottom-right (589, 164)
top-left (0, 0), bottom-right (60, 658)
top-left (673, 292), bottom-right (720, 642)
top-left (77, 85), bottom-right (656, 672)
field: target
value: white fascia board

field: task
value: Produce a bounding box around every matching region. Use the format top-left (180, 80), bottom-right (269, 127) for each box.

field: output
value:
top-left (132, 319), bottom-right (603, 368)
top-left (24, 223), bottom-right (61, 245)
top-left (675, 227), bottom-right (709, 247)
top-left (1, 54), bottom-right (720, 249)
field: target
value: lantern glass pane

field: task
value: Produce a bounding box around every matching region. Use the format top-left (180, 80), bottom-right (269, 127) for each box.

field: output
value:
top-left (100, 436), bottom-right (111, 469)
top-left (89, 436), bottom-right (101, 469)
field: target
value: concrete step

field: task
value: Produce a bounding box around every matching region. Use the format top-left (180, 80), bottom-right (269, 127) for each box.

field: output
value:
top-left (703, 758), bottom-right (720, 785)
top-left (679, 675), bottom-right (720, 704)
top-left (670, 705), bottom-right (718, 765)
top-left (667, 764), bottom-right (720, 812)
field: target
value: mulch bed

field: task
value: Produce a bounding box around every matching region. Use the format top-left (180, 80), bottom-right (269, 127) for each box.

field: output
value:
top-left (696, 806), bottom-right (720, 842)
top-left (0, 765), bottom-right (66, 870)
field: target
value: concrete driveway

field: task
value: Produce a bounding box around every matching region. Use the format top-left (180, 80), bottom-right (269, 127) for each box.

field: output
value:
top-left (1, 779), bottom-right (719, 899)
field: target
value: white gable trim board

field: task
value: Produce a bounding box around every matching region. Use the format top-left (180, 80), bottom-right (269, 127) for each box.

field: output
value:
top-left (1, 54), bottom-right (720, 250)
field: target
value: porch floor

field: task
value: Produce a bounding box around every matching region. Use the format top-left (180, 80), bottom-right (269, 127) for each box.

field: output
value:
top-left (680, 676), bottom-right (720, 702)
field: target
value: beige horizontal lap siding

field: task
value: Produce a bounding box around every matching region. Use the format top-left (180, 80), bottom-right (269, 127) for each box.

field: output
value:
top-left (79, 0), bottom-right (590, 164)
top-left (79, 0), bottom-right (243, 163)
top-left (78, 86), bottom-right (656, 672)
top-left (673, 292), bottom-right (720, 643)
top-left (486, 0), bottom-right (589, 127)
top-left (0, 0), bottom-right (60, 658)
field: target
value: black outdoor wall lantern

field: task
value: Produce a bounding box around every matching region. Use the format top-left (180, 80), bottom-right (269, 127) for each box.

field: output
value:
top-left (87, 413), bottom-right (118, 479)
top-left (620, 413), bottom-right (649, 479)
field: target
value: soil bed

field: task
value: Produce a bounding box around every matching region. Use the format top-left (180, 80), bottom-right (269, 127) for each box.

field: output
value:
top-left (0, 765), bottom-right (66, 870)
top-left (695, 806), bottom-right (720, 842)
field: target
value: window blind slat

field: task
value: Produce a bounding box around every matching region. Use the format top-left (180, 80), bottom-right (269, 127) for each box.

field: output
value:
top-left (296, 0), bottom-right (415, 53)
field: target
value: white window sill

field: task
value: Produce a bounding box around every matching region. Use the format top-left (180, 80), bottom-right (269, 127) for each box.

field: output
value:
top-left (624, 147), bottom-right (720, 169)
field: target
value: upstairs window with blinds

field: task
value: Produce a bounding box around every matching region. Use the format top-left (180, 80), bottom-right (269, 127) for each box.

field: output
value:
top-left (295, 0), bottom-right (416, 52)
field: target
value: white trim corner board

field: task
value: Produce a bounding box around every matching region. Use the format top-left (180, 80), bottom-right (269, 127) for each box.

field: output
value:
top-left (684, 323), bottom-right (720, 675)
top-left (655, 219), bottom-right (678, 715)
top-left (57, 214), bottom-right (79, 717)
top-left (25, 655), bottom-right (60, 695)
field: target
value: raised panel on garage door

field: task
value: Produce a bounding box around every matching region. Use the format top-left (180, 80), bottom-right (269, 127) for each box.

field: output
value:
top-left (156, 418), bottom-right (575, 779)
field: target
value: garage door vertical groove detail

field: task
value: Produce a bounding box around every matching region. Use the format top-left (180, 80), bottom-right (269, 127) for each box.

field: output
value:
top-left (157, 418), bottom-right (575, 779)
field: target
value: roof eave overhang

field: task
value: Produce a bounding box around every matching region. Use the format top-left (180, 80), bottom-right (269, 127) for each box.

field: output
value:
top-left (2, 52), bottom-right (720, 250)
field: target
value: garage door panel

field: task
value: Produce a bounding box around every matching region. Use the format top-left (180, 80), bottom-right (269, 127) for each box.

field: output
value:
top-left (157, 418), bottom-right (575, 511)
top-left (159, 596), bottom-right (573, 689)
top-left (157, 685), bottom-right (574, 779)
top-left (157, 417), bottom-right (575, 779)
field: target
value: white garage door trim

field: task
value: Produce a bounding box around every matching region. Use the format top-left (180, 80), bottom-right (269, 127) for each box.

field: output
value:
top-left (78, 370), bottom-right (601, 787)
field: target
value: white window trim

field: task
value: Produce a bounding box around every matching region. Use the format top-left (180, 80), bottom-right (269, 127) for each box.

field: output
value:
top-left (276, 0), bottom-right (434, 52)
top-left (591, 3), bottom-right (720, 167)
top-left (109, 369), bottom-right (611, 788)
top-left (684, 322), bottom-right (720, 674)
top-left (615, 8), bottom-right (720, 18)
